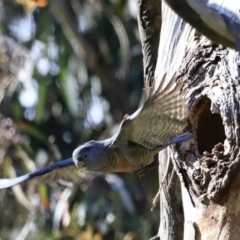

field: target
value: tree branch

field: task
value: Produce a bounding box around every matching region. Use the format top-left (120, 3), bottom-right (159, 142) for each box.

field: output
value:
top-left (164, 0), bottom-right (240, 51)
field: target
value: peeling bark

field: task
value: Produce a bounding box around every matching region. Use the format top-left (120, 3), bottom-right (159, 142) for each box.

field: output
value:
top-left (149, 1), bottom-right (240, 239)
top-left (173, 39), bottom-right (240, 239)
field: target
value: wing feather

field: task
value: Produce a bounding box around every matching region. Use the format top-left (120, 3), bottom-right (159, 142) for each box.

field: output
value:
top-left (114, 74), bottom-right (189, 149)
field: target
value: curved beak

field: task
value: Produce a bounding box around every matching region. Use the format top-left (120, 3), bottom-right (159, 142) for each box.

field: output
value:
top-left (72, 149), bottom-right (85, 168)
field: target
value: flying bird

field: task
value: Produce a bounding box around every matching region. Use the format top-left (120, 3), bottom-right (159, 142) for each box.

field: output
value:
top-left (0, 74), bottom-right (193, 189)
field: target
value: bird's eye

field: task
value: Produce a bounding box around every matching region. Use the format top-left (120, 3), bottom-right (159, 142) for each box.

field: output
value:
top-left (84, 155), bottom-right (87, 158)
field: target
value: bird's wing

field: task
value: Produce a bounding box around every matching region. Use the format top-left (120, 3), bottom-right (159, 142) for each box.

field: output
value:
top-left (114, 74), bottom-right (192, 149)
top-left (0, 158), bottom-right (97, 189)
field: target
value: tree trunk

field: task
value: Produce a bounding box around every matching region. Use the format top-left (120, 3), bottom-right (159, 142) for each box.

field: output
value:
top-left (142, 1), bottom-right (240, 239)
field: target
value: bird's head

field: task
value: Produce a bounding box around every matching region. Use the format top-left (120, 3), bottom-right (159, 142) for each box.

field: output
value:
top-left (72, 139), bottom-right (112, 172)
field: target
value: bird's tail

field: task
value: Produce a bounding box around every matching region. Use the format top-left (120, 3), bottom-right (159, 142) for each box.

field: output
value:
top-left (0, 158), bottom-right (74, 189)
top-left (0, 174), bottom-right (30, 189)
top-left (161, 133), bottom-right (194, 147)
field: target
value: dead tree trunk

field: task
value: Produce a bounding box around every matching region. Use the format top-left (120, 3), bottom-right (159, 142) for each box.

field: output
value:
top-left (137, 1), bottom-right (240, 239)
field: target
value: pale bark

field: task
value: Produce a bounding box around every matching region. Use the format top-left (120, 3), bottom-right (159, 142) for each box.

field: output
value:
top-left (151, 1), bottom-right (240, 240)
top-left (164, 0), bottom-right (240, 51)
top-left (136, 0), bottom-right (161, 89)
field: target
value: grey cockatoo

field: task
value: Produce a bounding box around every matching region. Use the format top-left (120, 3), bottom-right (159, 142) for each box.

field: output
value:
top-left (0, 74), bottom-right (193, 189)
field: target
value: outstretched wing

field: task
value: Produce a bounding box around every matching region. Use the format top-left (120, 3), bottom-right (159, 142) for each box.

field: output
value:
top-left (0, 158), bottom-right (96, 189)
top-left (114, 74), bottom-right (191, 149)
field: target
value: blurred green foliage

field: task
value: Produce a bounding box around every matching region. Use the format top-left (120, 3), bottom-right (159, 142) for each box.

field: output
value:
top-left (0, 0), bottom-right (159, 239)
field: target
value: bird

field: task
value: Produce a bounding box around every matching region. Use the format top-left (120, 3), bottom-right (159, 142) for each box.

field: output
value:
top-left (0, 73), bottom-right (194, 189)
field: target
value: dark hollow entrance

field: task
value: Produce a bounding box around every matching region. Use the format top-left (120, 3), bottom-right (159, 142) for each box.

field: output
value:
top-left (193, 98), bottom-right (226, 154)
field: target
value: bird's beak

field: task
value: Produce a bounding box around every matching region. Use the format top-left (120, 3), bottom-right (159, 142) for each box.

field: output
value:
top-left (72, 149), bottom-right (85, 168)
top-left (75, 159), bottom-right (85, 168)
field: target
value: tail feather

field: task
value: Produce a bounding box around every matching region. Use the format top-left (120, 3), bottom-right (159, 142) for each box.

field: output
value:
top-left (159, 133), bottom-right (194, 147)
top-left (0, 175), bottom-right (30, 189)
top-left (0, 158), bottom-right (74, 190)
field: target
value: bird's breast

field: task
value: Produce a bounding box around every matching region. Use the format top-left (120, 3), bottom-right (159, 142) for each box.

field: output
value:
top-left (117, 145), bottom-right (154, 169)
